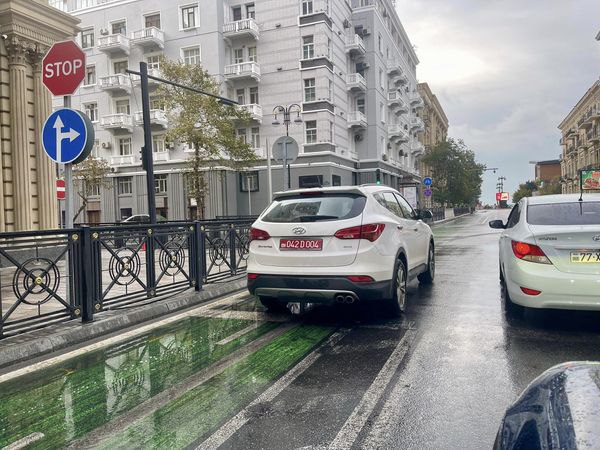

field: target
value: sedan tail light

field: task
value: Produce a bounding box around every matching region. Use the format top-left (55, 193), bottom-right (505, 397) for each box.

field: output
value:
top-left (250, 227), bottom-right (270, 241)
top-left (511, 240), bottom-right (552, 264)
top-left (334, 223), bottom-right (385, 242)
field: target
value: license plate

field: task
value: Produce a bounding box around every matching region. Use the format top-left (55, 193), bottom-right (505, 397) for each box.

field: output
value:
top-left (570, 251), bottom-right (600, 263)
top-left (279, 238), bottom-right (323, 251)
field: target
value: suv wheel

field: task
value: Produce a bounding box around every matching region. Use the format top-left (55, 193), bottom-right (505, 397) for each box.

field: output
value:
top-left (418, 243), bottom-right (435, 285)
top-left (389, 258), bottom-right (407, 316)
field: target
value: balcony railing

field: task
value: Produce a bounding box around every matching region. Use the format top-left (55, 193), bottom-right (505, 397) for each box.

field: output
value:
top-left (239, 104), bottom-right (263, 122)
top-left (224, 62), bottom-right (261, 81)
top-left (97, 33), bottom-right (130, 55)
top-left (133, 109), bottom-right (168, 128)
top-left (223, 18), bottom-right (260, 40)
top-left (130, 27), bottom-right (164, 49)
top-left (130, 67), bottom-right (161, 85)
top-left (388, 124), bottom-right (409, 142)
top-left (100, 113), bottom-right (133, 131)
top-left (411, 142), bottom-right (425, 156)
top-left (110, 155), bottom-right (135, 166)
top-left (347, 111), bottom-right (367, 128)
top-left (153, 151), bottom-right (170, 162)
top-left (345, 34), bottom-right (365, 55)
top-left (346, 73), bottom-right (367, 91)
top-left (409, 92), bottom-right (424, 107)
top-left (410, 117), bottom-right (425, 130)
top-left (386, 59), bottom-right (402, 75)
top-left (388, 91), bottom-right (407, 111)
top-left (98, 74), bottom-right (132, 93)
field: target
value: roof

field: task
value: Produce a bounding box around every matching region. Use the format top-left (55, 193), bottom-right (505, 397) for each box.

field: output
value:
top-left (272, 185), bottom-right (392, 199)
top-left (535, 159), bottom-right (560, 166)
top-left (524, 193), bottom-right (600, 205)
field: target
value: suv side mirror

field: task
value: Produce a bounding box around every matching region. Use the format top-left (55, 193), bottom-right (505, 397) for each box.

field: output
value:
top-left (417, 209), bottom-right (433, 220)
top-left (489, 220), bottom-right (506, 229)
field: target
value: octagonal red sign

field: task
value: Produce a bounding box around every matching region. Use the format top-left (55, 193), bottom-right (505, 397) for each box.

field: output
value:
top-left (42, 41), bottom-right (86, 96)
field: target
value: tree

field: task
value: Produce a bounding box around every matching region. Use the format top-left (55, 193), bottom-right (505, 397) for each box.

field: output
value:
top-left (512, 181), bottom-right (535, 204)
top-left (513, 179), bottom-right (561, 203)
top-left (421, 138), bottom-right (485, 207)
top-left (72, 156), bottom-right (112, 223)
top-left (158, 59), bottom-right (257, 219)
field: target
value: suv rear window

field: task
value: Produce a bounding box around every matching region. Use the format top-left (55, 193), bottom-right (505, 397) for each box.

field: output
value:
top-left (527, 202), bottom-right (600, 225)
top-left (262, 194), bottom-right (366, 223)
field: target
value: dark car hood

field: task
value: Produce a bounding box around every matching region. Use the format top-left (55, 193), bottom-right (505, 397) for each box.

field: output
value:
top-left (496, 362), bottom-right (600, 450)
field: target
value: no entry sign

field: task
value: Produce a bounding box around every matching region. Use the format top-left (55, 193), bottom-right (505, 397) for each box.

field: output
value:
top-left (56, 179), bottom-right (66, 200)
top-left (42, 41), bottom-right (86, 96)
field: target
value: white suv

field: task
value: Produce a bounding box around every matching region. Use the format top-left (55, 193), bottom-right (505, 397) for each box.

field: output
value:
top-left (247, 185), bottom-right (435, 315)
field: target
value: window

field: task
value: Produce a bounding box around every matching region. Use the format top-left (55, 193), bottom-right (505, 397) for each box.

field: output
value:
top-left (299, 175), bottom-right (324, 189)
top-left (84, 103), bottom-right (98, 122)
top-left (328, 79), bottom-right (333, 101)
top-left (394, 193), bottom-right (417, 219)
top-left (115, 99), bottom-right (130, 115)
top-left (302, 0), bottom-right (313, 15)
top-left (181, 4), bottom-right (198, 29)
top-left (305, 120), bottom-right (317, 143)
top-left (248, 46), bottom-right (257, 62)
top-left (117, 177), bottom-right (133, 195)
top-left (378, 34), bottom-right (382, 54)
top-left (84, 65), bottom-right (96, 85)
top-left (302, 35), bottom-right (314, 59)
top-left (114, 60), bottom-right (128, 74)
top-left (147, 55), bottom-right (161, 70)
top-left (262, 193), bottom-right (366, 223)
top-left (357, 98), bottom-right (365, 114)
top-left (249, 86), bottom-right (259, 104)
top-left (155, 174), bottom-right (168, 194)
top-left (506, 204), bottom-right (521, 228)
top-left (240, 171), bottom-right (259, 192)
top-left (328, 121), bottom-right (334, 143)
top-left (150, 97), bottom-right (165, 110)
top-left (85, 182), bottom-right (100, 197)
top-left (236, 88), bottom-right (245, 104)
top-left (304, 78), bottom-right (316, 102)
top-left (91, 139), bottom-right (100, 158)
top-left (182, 47), bottom-right (201, 65)
top-left (233, 48), bottom-right (244, 64)
top-left (232, 6), bottom-right (242, 21)
top-left (251, 127), bottom-right (260, 148)
top-left (237, 128), bottom-right (247, 143)
top-left (118, 137), bottom-right (132, 156)
top-left (380, 102), bottom-right (385, 123)
top-left (375, 192), bottom-right (403, 218)
top-left (332, 175), bottom-right (341, 187)
top-left (145, 13), bottom-right (161, 28)
top-left (379, 68), bottom-right (384, 90)
top-left (327, 38), bottom-right (332, 59)
top-left (152, 135), bottom-right (165, 153)
top-left (246, 3), bottom-right (256, 19)
top-left (527, 202), bottom-right (600, 225)
top-left (81, 28), bottom-right (94, 49)
top-left (111, 20), bottom-right (126, 35)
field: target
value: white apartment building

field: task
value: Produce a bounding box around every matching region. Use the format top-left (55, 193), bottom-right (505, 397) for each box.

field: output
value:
top-left (50, 0), bottom-right (425, 222)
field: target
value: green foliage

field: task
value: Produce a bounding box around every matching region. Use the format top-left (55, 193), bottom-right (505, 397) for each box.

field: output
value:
top-left (421, 138), bottom-right (485, 207)
top-left (158, 58), bottom-right (257, 219)
top-left (513, 178), bottom-right (562, 203)
top-left (72, 157), bottom-right (112, 222)
top-left (512, 182), bottom-right (535, 204)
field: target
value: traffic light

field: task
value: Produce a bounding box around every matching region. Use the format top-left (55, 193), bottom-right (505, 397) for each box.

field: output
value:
top-left (375, 169), bottom-right (381, 185)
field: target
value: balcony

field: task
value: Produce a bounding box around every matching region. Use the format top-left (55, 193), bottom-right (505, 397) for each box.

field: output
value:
top-left (97, 33), bottom-right (130, 55)
top-left (131, 27), bottom-right (164, 49)
top-left (345, 34), bottom-right (365, 56)
top-left (223, 18), bottom-right (260, 40)
top-left (253, 147), bottom-right (267, 158)
top-left (410, 117), bottom-right (425, 131)
top-left (98, 74), bottom-right (132, 94)
top-left (224, 62), bottom-right (261, 81)
top-left (411, 141), bottom-right (425, 156)
top-left (100, 113), bottom-right (133, 132)
top-left (153, 151), bottom-right (170, 163)
top-left (388, 124), bottom-right (409, 142)
top-left (346, 73), bottom-right (366, 91)
top-left (386, 59), bottom-right (402, 76)
top-left (391, 72), bottom-right (409, 86)
top-left (130, 67), bottom-right (162, 86)
top-left (347, 111), bottom-right (367, 129)
top-left (388, 91), bottom-right (407, 112)
top-left (238, 104), bottom-right (263, 122)
top-left (299, 0), bottom-right (333, 27)
top-left (133, 109), bottom-right (168, 128)
top-left (409, 92), bottom-right (424, 108)
top-left (110, 155), bottom-right (135, 166)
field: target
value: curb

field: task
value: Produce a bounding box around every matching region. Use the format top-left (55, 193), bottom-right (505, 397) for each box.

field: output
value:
top-left (0, 278), bottom-right (247, 371)
top-left (431, 213), bottom-right (471, 226)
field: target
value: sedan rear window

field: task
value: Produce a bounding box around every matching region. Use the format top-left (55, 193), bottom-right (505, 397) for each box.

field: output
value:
top-left (262, 194), bottom-right (366, 223)
top-left (527, 202), bottom-right (600, 225)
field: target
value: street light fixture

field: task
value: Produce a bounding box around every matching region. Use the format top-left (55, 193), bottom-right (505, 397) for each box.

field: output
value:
top-left (272, 104), bottom-right (303, 189)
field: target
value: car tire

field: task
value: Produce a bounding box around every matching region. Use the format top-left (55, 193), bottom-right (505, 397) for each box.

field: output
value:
top-left (389, 258), bottom-right (408, 317)
top-left (417, 242), bottom-right (435, 285)
top-left (258, 296), bottom-right (288, 312)
top-left (501, 278), bottom-right (524, 319)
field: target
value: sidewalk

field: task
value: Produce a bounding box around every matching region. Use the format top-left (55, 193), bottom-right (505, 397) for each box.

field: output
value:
top-left (0, 277), bottom-right (247, 371)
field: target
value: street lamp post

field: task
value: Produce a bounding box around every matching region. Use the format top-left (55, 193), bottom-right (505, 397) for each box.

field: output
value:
top-left (272, 104), bottom-right (302, 190)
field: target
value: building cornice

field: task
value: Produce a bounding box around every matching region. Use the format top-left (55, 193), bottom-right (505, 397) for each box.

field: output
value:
top-left (557, 79), bottom-right (600, 130)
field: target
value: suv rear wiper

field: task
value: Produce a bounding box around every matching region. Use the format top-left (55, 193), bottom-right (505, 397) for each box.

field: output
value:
top-left (298, 215), bottom-right (338, 222)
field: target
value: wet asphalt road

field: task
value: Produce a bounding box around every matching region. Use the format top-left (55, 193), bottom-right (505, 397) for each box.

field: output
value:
top-left (4, 210), bottom-right (600, 450)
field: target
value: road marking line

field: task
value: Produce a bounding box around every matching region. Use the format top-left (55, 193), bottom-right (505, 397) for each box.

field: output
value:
top-left (0, 291), bottom-right (251, 383)
top-left (3, 432), bottom-right (45, 450)
top-left (328, 328), bottom-right (417, 450)
top-left (197, 329), bottom-right (350, 450)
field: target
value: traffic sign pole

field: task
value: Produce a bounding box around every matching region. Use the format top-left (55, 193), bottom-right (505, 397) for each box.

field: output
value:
top-left (63, 95), bottom-right (74, 228)
top-left (139, 62), bottom-right (157, 225)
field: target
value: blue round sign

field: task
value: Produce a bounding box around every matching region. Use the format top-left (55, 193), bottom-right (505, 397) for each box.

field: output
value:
top-left (424, 188), bottom-right (432, 197)
top-left (42, 108), bottom-right (94, 164)
top-left (423, 177), bottom-right (433, 186)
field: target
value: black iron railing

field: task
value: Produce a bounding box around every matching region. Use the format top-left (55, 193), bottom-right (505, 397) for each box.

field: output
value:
top-left (0, 220), bottom-right (254, 339)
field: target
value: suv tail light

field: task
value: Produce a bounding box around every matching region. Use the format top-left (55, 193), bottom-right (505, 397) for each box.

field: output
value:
top-left (250, 227), bottom-right (270, 241)
top-left (334, 224), bottom-right (385, 242)
top-left (511, 241), bottom-right (552, 264)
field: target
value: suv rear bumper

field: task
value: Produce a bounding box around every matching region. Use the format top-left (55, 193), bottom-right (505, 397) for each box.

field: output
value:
top-left (247, 274), bottom-right (392, 304)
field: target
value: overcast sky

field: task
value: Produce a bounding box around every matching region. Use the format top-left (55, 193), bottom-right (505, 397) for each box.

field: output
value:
top-left (397, 0), bottom-right (600, 204)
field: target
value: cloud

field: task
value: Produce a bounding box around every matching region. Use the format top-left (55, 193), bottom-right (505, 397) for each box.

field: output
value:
top-left (397, 0), bottom-right (600, 202)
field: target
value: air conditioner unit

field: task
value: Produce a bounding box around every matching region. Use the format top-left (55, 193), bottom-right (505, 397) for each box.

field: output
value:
top-left (382, 153), bottom-right (388, 161)
top-left (110, 167), bottom-right (117, 173)
top-left (354, 134), bottom-right (363, 142)
top-left (100, 28), bottom-right (109, 36)
top-left (361, 28), bottom-right (370, 36)
top-left (101, 142), bottom-right (111, 149)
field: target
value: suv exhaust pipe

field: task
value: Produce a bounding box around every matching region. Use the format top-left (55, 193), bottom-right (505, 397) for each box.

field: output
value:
top-left (335, 295), bottom-right (345, 303)
top-left (344, 295), bottom-right (356, 304)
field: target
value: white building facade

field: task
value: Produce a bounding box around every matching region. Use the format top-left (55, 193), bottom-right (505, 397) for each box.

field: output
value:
top-left (50, 0), bottom-right (424, 222)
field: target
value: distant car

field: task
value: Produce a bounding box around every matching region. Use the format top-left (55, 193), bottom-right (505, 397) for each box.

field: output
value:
top-left (122, 214), bottom-right (167, 223)
top-left (489, 194), bottom-right (600, 317)
top-left (494, 361), bottom-right (600, 450)
top-left (247, 185), bottom-right (435, 315)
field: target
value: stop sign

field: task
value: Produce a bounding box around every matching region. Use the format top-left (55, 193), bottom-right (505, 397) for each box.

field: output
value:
top-left (43, 41), bottom-right (86, 96)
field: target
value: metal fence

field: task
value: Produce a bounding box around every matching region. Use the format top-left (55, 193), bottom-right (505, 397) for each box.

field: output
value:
top-left (0, 220), bottom-right (254, 339)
